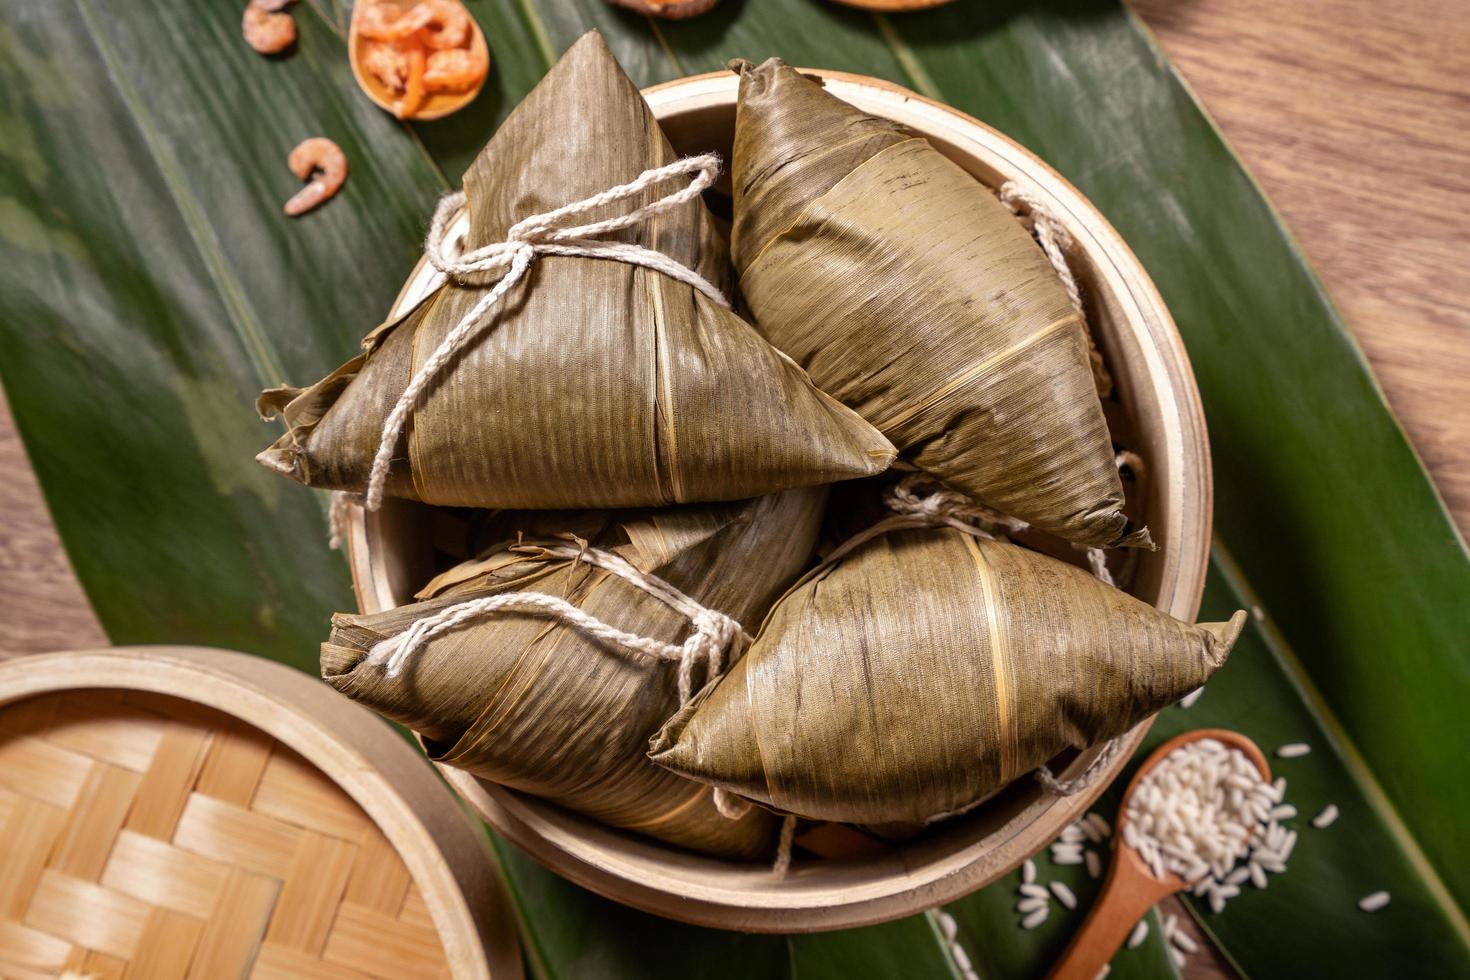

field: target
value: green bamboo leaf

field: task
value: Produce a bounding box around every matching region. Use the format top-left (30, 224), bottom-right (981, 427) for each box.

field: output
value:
top-left (0, 0), bottom-right (442, 668)
top-left (4, 0), bottom-right (1465, 976)
top-left (1134, 557), bottom-right (1470, 977)
top-left (865, 0), bottom-right (1470, 925)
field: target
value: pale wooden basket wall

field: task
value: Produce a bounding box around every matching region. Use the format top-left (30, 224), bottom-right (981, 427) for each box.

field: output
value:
top-left (344, 71), bottom-right (1212, 933)
top-left (0, 648), bottom-right (521, 980)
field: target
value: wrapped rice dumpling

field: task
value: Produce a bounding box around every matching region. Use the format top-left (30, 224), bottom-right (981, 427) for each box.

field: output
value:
top-left (257, 34), bottom-right (893, 510)
top-left (322, 488), bottom-right (827, 859)
top-left (729, 58), bottom-right (1141, 548)
top-left (651, 526), bottom-right (1243, 824)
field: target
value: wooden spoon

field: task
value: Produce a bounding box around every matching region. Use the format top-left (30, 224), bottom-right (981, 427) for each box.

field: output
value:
top-left (348, 0), bottom-right (489, 122)
top-left (1048, 729), bottom-right (1270, 980)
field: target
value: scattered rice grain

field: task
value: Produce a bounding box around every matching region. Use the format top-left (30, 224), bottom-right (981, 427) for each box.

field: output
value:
top-left (1023, 859), bottom-right (1037, 883)
top-left (1086, 850), bottom-right (1101, 879)
top-left (1019, 883), bottom-right (1048, 899)
top-left (1312, 804), bottom-right (1339, 829)
top-left (1178, 687), bottom-right (1205, 709)
top-left (1276, 743), bottom-right (1311, 759)
top-left (1049, 881), bottom-right (1078, 910)
top-left (1358, 891), bottom-right (1390, 912)
top-left (1021, 907), bottom-right (1049, 929)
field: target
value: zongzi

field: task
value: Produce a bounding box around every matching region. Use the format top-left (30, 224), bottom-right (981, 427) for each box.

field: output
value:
top-left (322, 488), bottom-right (827, 859)
top-left (257, 34), bottom-right (893, 511)
top-left (651, 523), bottom-right (1243, 825)
top-left (729, 57), bottom-right (1141, 549)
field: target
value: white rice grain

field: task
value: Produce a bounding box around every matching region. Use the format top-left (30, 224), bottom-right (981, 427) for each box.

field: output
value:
top-left (1178, 687), bottom-right (1205, 709)
top-left (1019, 883), bottom-right (1049, 899)
top-left (1022, 859), bottom-right (1037, 884)
top-left (1053, 851), bottom-right (1085, 866)
top-left (1086, 850), bottom-right (1102, 879)
top-left (1172, 930), bottom-right (1198, 954)
top-left (1312, 804), bottom-right (1340, 829)
top-left (1270, 804), bottom-right (1298, 821)
top-left (1087, 813), bottom-right (1112, 838)
top-left (1358, 891), bottom-right (1391, 912)
top-left (1017, 896), bottom-right (1048, 913)
top-left (1049, 881), bottom-right (1078, 910)
top-left (937, 910), bottom-right (958, 940)
top-left (1095, 966), bottom-right (1110, 980)
top-left (1127, 919), bottom-right (1149, 949)
top-left (1021, 906), bottom-right (1049, 929)
top-left (1276, 743), bottom-right (1311, 759)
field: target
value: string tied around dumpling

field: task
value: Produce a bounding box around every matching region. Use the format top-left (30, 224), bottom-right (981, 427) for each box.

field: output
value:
top-left (362, 539), bottom-right (748, 708)
top-left (361, 153), bottom-right (730, 513)
top-left (999, 180), bottom-right (1113, 398)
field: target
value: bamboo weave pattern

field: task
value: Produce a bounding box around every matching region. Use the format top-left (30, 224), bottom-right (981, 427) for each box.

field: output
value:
top-left (0, 690), bottom-right (449, 980)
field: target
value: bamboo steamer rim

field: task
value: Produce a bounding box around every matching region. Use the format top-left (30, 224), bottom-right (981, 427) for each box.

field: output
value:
top-left (347, 68), bottom-right (1212, 932)
top-left (0, 646), bottom-right (522, 977)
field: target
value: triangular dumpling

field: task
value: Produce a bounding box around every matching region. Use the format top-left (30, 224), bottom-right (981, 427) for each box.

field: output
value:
top-left (323, 488), bottom-right (828, 859)
top-left (258, 35), bottom-right (893, 509)
top-left (652, 526), bottom-right (1241, 824)
top-left (730, 58), bottom-right (1142, 548)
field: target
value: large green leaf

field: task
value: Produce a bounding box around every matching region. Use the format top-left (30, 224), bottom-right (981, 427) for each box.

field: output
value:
top-left (3, 0), bottom-right (1466, 976)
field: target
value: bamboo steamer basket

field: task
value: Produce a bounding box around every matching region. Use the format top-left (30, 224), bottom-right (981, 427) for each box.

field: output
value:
top-left (0, 646), bottom-right (521, 978)
top-left (341, 70), bottom-right (1212, 932)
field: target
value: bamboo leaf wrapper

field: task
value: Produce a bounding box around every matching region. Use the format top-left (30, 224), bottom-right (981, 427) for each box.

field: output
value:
top-left (258, 34), bottom-right (894, 510)
top-left (651, 526), bottom-right (1243, 824)
top-left (322, 488), bottom-right (827, 859)
top-left (729, 58), bottom-right (1140, 548)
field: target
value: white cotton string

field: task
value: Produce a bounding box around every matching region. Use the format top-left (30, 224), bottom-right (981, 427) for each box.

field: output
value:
top-left (1037, 737), bottom-right (1129, 796)
top-left (327, 491), bottom-right (356, 551)
top-left (362, 154), bottom-right (729, 512)
top-left (363, 541), bottom-right (748, 707)
top-left (772, 814), bottom-right (799, 878)
top-left (711, 787), bottom-right (752, 820)
top-left (999, 181), bottom-right (1081, 313)
top-left (1078, 449), bottom-right (1149, 589)
top-left (1085, 548), bottom-right (1117, 588)
top-left (1000, 180), bottom-right (1113, 397)
top-left (811, 475), bottom-right (1015, 575)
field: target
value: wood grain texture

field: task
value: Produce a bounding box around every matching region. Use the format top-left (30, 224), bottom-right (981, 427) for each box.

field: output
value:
top-left (0, 1), bottom-right (1462, 975)
top-left (1132, 0), bottom-right (1470, 529)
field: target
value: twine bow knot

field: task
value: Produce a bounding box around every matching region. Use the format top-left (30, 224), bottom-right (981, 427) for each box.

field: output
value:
top-left (363, 154), bottom-right (729, 512)
top-left (363, 540), bottom-right (749, 712)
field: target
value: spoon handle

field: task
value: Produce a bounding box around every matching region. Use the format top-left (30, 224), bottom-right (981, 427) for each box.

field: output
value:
top-left (1047, 844), bottom-right (1178, 980)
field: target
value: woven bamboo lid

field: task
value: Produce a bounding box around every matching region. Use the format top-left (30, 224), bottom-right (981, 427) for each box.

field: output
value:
top-left (0, 646), bottom-right (521, 979)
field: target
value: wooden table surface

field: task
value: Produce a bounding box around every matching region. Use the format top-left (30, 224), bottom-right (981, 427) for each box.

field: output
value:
top-left (1, 0), bottom-right (1465, 974)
